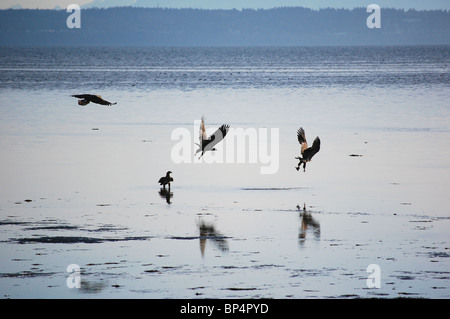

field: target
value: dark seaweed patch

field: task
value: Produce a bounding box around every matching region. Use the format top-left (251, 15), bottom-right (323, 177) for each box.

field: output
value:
top-left (86, 226), bottom-right (128, 232)
top-left (0, 220), bottom-right (32, 226)
top-left (397, 292), bottom-right (420, 296)
top-left (0, 270), bottom-right (56, 278)
top-left (144, 269), bottom-right (160, 273)
top-left (12, 236), bottom-right (152, 244)
top-left (396, 275), bottom-right (415, 280)
top-left (428, 252), bottom-right (450, 258)
top-left (168, 236), bottom-right (198, 240)
top-left (225, 287), bottom-right (258, 291)
top-left (168, 235), bottom-right (230, 240)
top-left (1, 219), bottom-right (129, 234)
top-left (24, 225), bottom-right (78, 231)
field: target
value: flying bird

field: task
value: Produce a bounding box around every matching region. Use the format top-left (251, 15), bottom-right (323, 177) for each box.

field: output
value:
top-left (295, 127), bottom-right (321, 172)
top-left (195, 116), bottom-right (230, 158)
top-left (158, 171), bottom-right (173, 190)
top-left (71, 94), bottom-right (117, 106)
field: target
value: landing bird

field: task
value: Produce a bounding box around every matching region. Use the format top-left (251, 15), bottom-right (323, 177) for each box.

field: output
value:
top-left (195, 116), bottom-right (230, 158)
top-left (295, 127), bottom-right (320, 172)
top-left (158, 171), bottom-right (173, 190)
top-left (71, 94), bottom-right (117, 106)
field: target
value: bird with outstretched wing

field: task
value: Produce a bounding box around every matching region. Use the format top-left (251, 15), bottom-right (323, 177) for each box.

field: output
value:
top-left (195, 116), bottom-right (230, 158)
top-left (295, 127), bottom-right (321, 172)
top-left (72, 94), bottom-right (117, 106)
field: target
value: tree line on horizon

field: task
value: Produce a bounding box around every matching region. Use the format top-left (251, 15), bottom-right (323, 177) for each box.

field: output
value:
top-left (0, 6), bottom-right (449, 46)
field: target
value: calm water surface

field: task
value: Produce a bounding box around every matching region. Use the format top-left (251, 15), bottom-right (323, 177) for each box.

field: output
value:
top-left (0, 46), bottom-right (449, 298)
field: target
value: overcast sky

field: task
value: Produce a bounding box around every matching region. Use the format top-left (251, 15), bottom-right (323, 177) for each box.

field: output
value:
top-left (2, 0), bottom-right (450, 10)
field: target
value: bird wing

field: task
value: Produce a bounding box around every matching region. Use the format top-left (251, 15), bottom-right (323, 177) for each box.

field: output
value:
top-left (72, 94), bottom-right (91, 99)
top-left (72, 94), bottom-right (115, 105)
top-left (297, 127), bottom-right (308, 155)
top-left (199, 116), bottom-right (207, 143)
top-left (195, 117), bottom-right (207, 156)
top-left (207, 124), bottom-right (229, 149)
top-left (303, 137), bottom-right (321, 160)
top-left (89, 95), bottom-right (115, 105)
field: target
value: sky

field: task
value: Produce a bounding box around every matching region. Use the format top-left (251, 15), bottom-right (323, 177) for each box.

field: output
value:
top-left (2, 0), bottom-right (450, 10)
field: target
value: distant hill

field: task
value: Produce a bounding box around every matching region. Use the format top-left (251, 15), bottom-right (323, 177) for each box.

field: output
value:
top-left (0, 7), bottom-right (449, 46)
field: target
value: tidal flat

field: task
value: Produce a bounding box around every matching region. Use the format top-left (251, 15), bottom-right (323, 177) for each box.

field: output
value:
top-left (1, 46), bottom-right (449, 298)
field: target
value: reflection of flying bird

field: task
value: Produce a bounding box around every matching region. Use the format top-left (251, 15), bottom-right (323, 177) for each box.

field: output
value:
top-left (195, 116), bottom-right (230, 158)
top-left (72, 94), bottom-right (117, 106)
top-left (158, 171), bottom-right (173, 190)
top-left (297, 203), bottom-right (321, 245)
top-left (295, 127), bottom-right (321, 172)
top-left (198, 220), bottom-right (229, 257)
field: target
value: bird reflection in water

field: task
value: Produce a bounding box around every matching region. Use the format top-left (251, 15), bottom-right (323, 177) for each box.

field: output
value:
top-left (79, 279), bottom-right (107, 294)
top-left (198, 219), bottom-right (229, 257)
top-left (158, 188), bottom-right (173, 204)
top-left (297, 203), bottom-right (320, 246)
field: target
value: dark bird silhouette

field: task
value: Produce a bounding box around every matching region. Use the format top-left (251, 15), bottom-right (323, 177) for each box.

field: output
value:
top-left (195, 116), bottom-right (230, 158)
top-left (295, 127), bottom-right (320, 172)
top-left (72, 94), bottom-right (117, 106)
top-left (158, 188), bottom-right (173, 204)
top-left (158, 171), bottom-right (173, 190)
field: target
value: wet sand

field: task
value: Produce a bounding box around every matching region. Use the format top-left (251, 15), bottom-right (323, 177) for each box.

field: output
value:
top-left (1, 186), bottom-right (449, 298)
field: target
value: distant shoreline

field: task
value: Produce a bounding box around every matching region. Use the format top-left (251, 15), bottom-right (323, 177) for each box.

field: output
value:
top-left (1, 7), bottom-right (449, 46)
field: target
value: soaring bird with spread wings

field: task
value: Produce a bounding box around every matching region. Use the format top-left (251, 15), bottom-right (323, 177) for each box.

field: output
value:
top-left (195, 116), bottom-right (230, 158)
top-left (72, 94), bottom-right (117, 106)
top-left (295, 127), bottom-right (321, 172)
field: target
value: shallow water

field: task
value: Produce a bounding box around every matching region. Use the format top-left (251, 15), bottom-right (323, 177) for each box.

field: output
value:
top-left (0, 46), bottom-right (449, 298)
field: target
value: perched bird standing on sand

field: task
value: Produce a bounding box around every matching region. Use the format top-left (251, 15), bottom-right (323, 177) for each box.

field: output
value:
top-left (295, 127), bottom-right (321, 172)
top-left (158, 171), bottom-right (173, 190)
top-left (195, 116), bottom-right (230, 158)
top-left (71, 94), bottom-right (117, 106)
